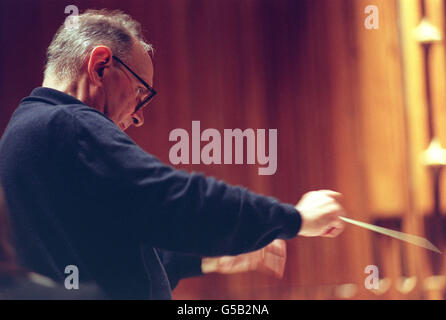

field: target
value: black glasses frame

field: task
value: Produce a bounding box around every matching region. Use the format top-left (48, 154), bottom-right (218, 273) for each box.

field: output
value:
top-left (112, 55), bottom-right (157, 113)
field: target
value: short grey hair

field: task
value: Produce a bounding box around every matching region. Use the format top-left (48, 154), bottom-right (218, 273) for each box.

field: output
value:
top-left (44, 9), bottom-right (154, 82)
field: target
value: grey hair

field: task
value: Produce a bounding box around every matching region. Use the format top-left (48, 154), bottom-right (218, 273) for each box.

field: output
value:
top-left (44, 9), bottom-right (154, 82)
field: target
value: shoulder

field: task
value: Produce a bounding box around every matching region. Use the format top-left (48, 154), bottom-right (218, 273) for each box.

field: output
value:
top-left (58, 105), bottom-right (127, 140)
top-left (50, 105), bottom-right (112, 129)
top-left (56, 106), bottom-right (147, 167)
top-left (48, 105), bottom-right (131, 146)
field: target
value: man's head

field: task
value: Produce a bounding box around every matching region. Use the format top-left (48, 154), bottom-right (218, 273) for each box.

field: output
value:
top-left (43, 9), bottom-right (155, 131)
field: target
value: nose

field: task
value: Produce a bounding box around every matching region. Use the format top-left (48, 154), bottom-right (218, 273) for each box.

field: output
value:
top-left (132, 109), bottom-right (144, 127)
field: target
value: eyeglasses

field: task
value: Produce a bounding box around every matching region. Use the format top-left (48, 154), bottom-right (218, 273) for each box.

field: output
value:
top-left (112, 55), bottom-right (157, 114)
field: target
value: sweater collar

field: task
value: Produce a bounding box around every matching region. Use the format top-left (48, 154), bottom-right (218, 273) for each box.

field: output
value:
top-left (21, 87), bottom-right (87, 107)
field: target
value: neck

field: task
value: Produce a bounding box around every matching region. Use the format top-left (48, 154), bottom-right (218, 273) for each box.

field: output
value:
top-left (42, 75), bottom-right (103, 113)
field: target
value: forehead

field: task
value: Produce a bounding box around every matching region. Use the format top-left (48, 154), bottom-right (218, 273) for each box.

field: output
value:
top-left (128, 41), bottom-right (154, 86)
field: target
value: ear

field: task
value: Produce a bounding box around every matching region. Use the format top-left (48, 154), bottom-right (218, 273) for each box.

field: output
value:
top-left (87, 46), bottom-right (113, 86)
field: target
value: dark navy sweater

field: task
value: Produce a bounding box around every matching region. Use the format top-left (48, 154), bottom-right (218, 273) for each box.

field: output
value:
top-left (0, 87), bottom-right (301, 299)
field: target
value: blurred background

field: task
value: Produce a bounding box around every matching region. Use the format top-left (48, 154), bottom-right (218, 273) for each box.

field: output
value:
top-left (1, 0), bottom-right (446, 299)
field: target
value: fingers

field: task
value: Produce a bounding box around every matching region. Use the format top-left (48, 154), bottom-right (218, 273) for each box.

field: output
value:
top-left (258, 240), bottom-right (287, 278)
top-left (305, 190), bottom-right (344, 210)
top-left (321, 219), bottom-right (345, 238)
top-left (322, 226), bottom-right (344, 238)
top-left (316, 190), bottom-right (346, 221)
top-left (207, 241), bottom-right (287, 277)
top-left (323, 202), bottom-right (345, 217)
top-left (264, 239), bottom-right (286, 257)
top-left (258, 246), bottom-right (286, 279)
top-left (318, 189), bottom-right (343, 200)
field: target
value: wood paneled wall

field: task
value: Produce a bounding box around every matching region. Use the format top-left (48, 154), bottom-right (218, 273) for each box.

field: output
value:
top-left (1, 0), bottom-right (445, 299)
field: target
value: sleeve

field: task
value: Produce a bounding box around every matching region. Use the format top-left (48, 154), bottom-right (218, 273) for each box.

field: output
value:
top-left (70, 108), bottom-right (302, 257)
top-left (156, 249), bottom-right (204, 290)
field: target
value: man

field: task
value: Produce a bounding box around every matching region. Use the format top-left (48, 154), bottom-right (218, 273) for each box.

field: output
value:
top-left (0, 9), bottom-right (345, 299)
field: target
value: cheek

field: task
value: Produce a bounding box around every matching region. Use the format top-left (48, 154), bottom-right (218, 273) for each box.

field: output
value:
top-left (114, 89), bottom-right (135, 117)
top-left (121, 84), bottom-right (137, 109)
top-left (107, 75), bottom-right (134, 115)
top-left (117, 91), bottom-right (129, 108)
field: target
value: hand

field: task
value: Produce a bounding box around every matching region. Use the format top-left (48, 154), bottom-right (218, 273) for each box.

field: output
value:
top-left (201, 239), bottom-right (287, 279)
top-left (296, 190), bottom-right (346, 238)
